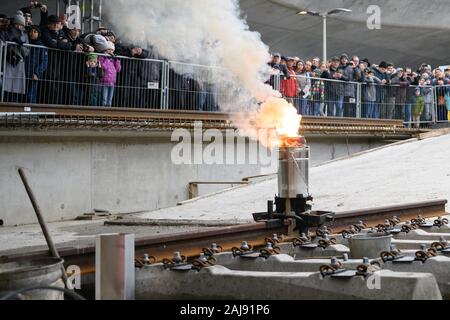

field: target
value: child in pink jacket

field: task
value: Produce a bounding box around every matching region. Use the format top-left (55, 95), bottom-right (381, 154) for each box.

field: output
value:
top-left (98, 41), bottom-right (121, 107)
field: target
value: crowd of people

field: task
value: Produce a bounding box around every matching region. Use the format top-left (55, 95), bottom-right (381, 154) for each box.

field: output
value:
top-left (1, 2), bottom-right (450, 126)
top-left (0, 2), bottom-right (170, 109)
top-left (269, 53), bottom-right (450, 126)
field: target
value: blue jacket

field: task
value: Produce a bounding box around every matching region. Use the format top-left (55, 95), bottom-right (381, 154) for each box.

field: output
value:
top-left (27, 40), bottom-right (48, 79)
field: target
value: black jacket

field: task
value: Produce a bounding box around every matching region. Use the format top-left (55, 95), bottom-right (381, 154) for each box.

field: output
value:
top-left (41, 26), bottom-right (72, 50)
top-left (62, 27), bottom-right (86, 51)
top-left (322, 66), bottom-right (345, 97)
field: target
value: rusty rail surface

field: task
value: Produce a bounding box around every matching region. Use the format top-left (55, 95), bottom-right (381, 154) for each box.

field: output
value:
top-left (0, 103), bottom-right (425, 135)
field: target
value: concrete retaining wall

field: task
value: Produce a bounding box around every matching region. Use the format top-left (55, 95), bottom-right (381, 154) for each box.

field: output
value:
top-left (0, 130), bottom-right (389, 226)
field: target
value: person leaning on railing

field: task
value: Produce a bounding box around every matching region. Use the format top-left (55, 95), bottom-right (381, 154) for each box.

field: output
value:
top-left (412, 87), bottom-right (425, 128)
top-left (309, 67), bottom-right (326, 117)
top-left (391, 68), bottom-right (409, 121)
top-left (362, 68), bottom-right (382, 119)
top-left (97, 41), bottom-right (121, 107)
top-left (339, 54), bottom-right (359, 118)
top-left (115, 42), bottom-right (157, 109)
top-left (280, 57), bottom-right (298, 105)
top-left (321, 56), bottom-right (345, 117)
top-left (267, 53), bottom-right (290, 90)
top-left (38, 14), bottom-right (64, 104)
top-left (61, 21), bottom-right (94, 106)
top-left (294, 60), bottom-right (311, 115)
top-left (83, 53), bottom-right (103, 106)
top-left (25, 25), bottom-right (48, 104)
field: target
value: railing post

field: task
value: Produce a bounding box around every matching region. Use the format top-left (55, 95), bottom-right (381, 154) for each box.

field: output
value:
top-left (0, 42), bottom-right (6, 103)
top-left (433, 86), bottom-right (438, 124)
top-left (274, 74), bottom-right (281, 92)
top-left (159, 61), bottom-right (166, 110)
top-left (356, 82), bottom-right (362, 118)
top-left (161, 61), bottom-right (170, 110)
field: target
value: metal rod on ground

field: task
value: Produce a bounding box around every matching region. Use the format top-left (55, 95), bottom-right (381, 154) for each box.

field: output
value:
top-left (18, 168), bottom-right (69, 288)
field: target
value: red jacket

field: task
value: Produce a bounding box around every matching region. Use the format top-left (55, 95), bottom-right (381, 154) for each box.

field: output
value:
top-left (281, 68), bottom-right (298, 98)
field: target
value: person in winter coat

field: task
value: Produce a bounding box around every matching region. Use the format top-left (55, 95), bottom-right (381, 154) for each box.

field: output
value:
top-left (383, 62), bottom-right (398, 119)
top-left (114, 42), bottom-right (161, 108)
top-left (363, 69), bottom-right (382, 118)
top-left (267, 53), bottom-right (290, 91)
top-left (280, 57), bottom-right (298, 105)
top-left (390, 69), bottom-right (410, 121)
top-left (40, 14), bottom-right (72, 50)
top-left (411, 87), bottom-right (425, 128)
top-left (61, 24), bottom-right (95, 105)
top-left (404, 68), bottom-right (419, 126)
top-left (97, 41), bottom-right (121, 107)
top-left (0, 15), bottom-right (10, 90)
top-left (4, 11), bottom-right (29, 103)
top-left (321, 56), bottom-right (345, 117)
top-left (40, 14), bottom-right (74, 104)
top-left (310, 68), bottom-right (326, 117)
top-left (295, 60), bottom-right (311, 115)
top-left (372, 61), bottom-right (389, 118)
top-left (26, 25), bottom-right (48, 103)
top-left (339, 54), bottom-right (361, 117)
top-left (83, 53), bottom-right (103, 106)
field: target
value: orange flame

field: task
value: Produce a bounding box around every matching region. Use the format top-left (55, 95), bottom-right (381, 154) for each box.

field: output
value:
top-left (253, 97), bottom-right (304, 148)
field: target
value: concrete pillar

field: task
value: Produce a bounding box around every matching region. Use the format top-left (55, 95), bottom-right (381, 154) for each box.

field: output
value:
top-left (95, 233), bottom-right (135, 300)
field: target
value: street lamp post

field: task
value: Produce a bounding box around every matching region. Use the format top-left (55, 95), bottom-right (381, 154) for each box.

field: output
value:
top-left (297, 8), bottom-right (352, 63)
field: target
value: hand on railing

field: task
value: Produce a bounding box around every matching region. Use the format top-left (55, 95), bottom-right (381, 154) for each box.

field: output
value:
top-left (75, 44), bottom-right (84, 52)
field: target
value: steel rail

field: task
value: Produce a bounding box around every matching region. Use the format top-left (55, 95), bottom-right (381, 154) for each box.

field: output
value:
top-left (1, 199), bottom-right (446, 268)
top-left (0, 199), bottom-right (446, 299)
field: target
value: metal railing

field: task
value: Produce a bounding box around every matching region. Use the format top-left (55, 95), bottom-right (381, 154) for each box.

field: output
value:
top-left (281, 74), bottom-right (361, 118)
top-left (167, 61), bottom-right (224, 112)
top-left (0, 42), bottom-right (4, 93)
top-left (279, 73), bottom-right (441, 127)
top-left (435, 85), bottom-right (450, 123)
top-left (359, 82), bottom-right (436, 128)
top-left (0, 40), bottom-right (448, 127)
top-left (0, 41), bottom-right (165, 109)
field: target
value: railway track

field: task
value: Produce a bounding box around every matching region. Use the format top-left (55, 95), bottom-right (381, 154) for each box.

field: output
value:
top-left (1, 199), bottom-right (447, 277)
top-left (0, 102), bottom-right (424, 135)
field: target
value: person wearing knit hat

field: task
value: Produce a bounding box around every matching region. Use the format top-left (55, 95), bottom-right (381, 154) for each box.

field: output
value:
top-left (13, 11), bottom-right (26, 29)
top-left (3, 11), bottom-right (29, 102)
top-left (84, 52), bottom-right (103, 106)
top-left (98, 42), bottom-right (121, 107)
top-left (105, 41), bottom-right (115, 54)
top-left (92, 34), bottom-right (109, 52)
top-left (378, 61), bottom-right (388, 69)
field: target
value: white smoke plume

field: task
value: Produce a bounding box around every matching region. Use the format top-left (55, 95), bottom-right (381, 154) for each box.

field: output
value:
top-left (105, 0), bottom-right (301, 144)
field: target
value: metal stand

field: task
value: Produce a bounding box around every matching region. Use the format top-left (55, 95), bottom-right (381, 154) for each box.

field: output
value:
top-left (95, 233), bottom-right (135, 300)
